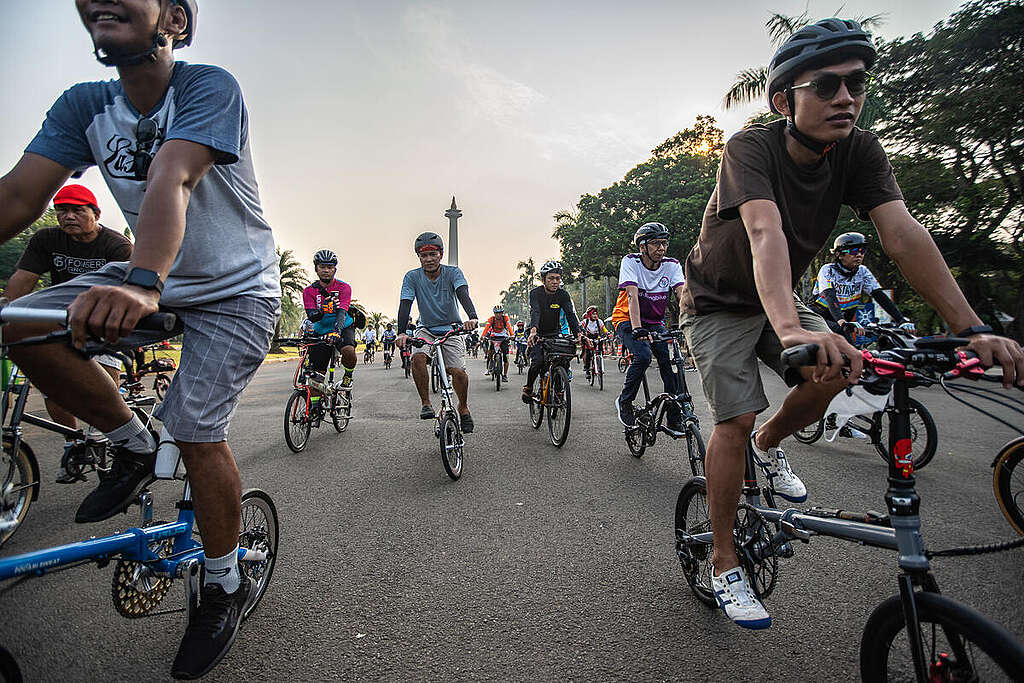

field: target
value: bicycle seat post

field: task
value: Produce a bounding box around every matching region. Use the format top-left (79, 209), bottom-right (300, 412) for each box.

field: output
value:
top-left (139, 490), bottom-right (153, 525)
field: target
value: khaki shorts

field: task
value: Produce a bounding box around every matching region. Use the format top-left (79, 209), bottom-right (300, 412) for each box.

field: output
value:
top-left (412, 327), bottom-right (466, 371)
top-left (681, 297), bottom-right (830, 424)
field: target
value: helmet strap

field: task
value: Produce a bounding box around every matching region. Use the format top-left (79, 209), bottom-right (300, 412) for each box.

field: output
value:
top-left (785, 90), bottom-right (836, 157)
top-left (832, 255), bottom-right (858, 277)
top-left (92, 1), bottom-right (171, 67)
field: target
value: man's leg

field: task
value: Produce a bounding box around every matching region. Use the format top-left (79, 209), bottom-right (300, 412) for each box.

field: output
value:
top-left (450, 368), bottom-right (470, 414)
top-left (706, 412), bottom-right (756, 573)
top-left (338, 339), bottom-right (357, 387)
top-left (618, 324), bottom-right (652, 403)
top-left (180, 441), bottom-right (241, 559)
top-left (411, 352), bottom-right (431, 407)
top-left (44, 397), bottom-right (78, 430)
top-left (754, 375), bottom-right (847, 450)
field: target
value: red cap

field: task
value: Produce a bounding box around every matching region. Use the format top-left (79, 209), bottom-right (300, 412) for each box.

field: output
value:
top-left (52, 184), bottom-right (98, 208)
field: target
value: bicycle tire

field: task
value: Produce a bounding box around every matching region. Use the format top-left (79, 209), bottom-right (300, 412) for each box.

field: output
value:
top-left (430, 360), bottom-right (439, 395)
top-left (495, 360), bottom-right (501, 392)
top-left (529, 385), bottom-right (544, 430)
top-left (993, 436), bottom-right (1024, 536)
top-left (154, 373), bottom-right (170, 400)
top-left (439, 413), bottom-right (464, 480)
top-left (405, 358), bottom-right (411, 379)
top-left (587, 354), bottom-right (596, 386)
top-left (597, 356), bottom-right (604, 391)
top-left (547, 365), bottom-right (571, 447)
top-left (859, 591), bottom-right (1024, 682)
top-left (0, 646), bottom-right (22, 683)
top-left (239, 488), bottom-right (280, 620)
top-left (675, 477), bottom-right (716, 606)
top-left (618, 357), bottom-right (627, 373)
top-left (283, 391), bottom-right (311, 453)
top-left (330, 392), bottom-right (351, 433)
top-left (0, 438), bottom-right (38, 548)
top-left (874, 397), bottom-right (937, 470)
top-left (625, 425), bottom-right (646, 458)
top-left (793, 420), bottom-right (824, 445)
top-left (686, 424), bottom-right (706, 477)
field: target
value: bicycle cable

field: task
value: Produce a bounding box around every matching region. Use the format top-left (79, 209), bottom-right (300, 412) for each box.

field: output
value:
top-left (926, 535), bottom-right (1024, 558)
top-left (937, 376), bottom-right (1024, 436)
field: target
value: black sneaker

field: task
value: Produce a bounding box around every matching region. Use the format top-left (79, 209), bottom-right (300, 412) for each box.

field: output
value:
top-left (419, 405), bottom-right (436, 420)
top-left (665, 416), bottom-right (686, 437)
top-left (171, 578), bottom-right (253, 680)
top-left (460, 413), bottom-right (474, 434)
top-left (521, 386), bottom-right (533, 404)
top-left (616, 396), bottom-right (636, 428)
top-left (75, 448), bottom-right (156, 523)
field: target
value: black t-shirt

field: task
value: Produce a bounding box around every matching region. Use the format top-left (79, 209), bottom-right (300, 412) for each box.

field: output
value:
top-left (528, 286), bottom-right (580, 336)
top-left (16, 226), bottom-right (132, 285)
top-left (683, 119), bottom-right (903, 315)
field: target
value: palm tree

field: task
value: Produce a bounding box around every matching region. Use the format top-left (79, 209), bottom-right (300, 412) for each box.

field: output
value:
top-left (723, 11), bottom-right (885, 119)
top-left (365, 311), bottom-right (386, 336)
top-left (269, 248), bottom-right (311, 353)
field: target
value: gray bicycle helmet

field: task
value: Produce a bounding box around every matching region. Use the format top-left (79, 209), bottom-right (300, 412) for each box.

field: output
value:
top-left (538, 260), bottom-right (563, 278)
top-left (766, 18), bottom-right (876, 115)
top-left (414, 232), bottom-right (444, 254)
top-left (833, 232), bottom-right (867, 251)
top-left (633, 222), bottom-right (670, 249)
top-left (313, 249), bottom-right (338, 266)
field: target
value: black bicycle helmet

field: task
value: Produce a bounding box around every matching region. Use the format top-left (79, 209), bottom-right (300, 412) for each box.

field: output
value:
top-left (833, 232), bottom-right (867, 252)
top-left (414, 232), bottom-right (444, 254)
top-left (171, 0), bottom-right (198, 48)
top-left (538, 260), bottom-right (563, 278)
top-left (313, 249), bottom-right (338, 266)
top-left (633, 222), bottom-right (670, 249)
top-left (767, 19), bottom-right (876, 114)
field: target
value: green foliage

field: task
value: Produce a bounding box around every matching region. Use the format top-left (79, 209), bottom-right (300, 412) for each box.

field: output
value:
top-left (500, 258), bottom-right (536, 321)
top-left (0, 209), bottom-right (58, 285)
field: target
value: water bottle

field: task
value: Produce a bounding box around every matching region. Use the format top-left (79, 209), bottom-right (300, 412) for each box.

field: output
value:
top-left (154, 426), bottom-right (183, 479)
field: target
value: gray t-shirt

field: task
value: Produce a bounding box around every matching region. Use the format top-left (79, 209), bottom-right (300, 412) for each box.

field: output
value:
top-left (400, 265), bottom-right (469, 335)
top-left (26, 62), bottom-right (280, 306)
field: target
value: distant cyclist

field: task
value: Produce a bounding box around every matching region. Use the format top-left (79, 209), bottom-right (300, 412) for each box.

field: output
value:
top-left (382, 324), bottom-right (397, 354)
top-left (302, 250), bottom-right (357, 398)
top-left (2, 183), bottom-right (132, 483)
top-left (362, 326), bottom-right (377, 355)
top-left (481, 304), bottom-right (513, 381)
top-left (395, 232), bottom-right (479, 432)
top-left (580, 305), bottom-right (609, 381)
top-left (513, 320), bottom-right (529, 367)
top-left (810, 232), bottom-right (916, 340)
top-left (522, 261), bottom-right (581, 403)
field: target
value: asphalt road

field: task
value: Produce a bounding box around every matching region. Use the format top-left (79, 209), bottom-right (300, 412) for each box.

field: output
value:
top-left (1, 353), bottom-right (1022, 681)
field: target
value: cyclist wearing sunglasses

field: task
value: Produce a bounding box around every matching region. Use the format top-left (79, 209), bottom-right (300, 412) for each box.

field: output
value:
top-left (680, 18), bottom-right (1023, 632)
top-left (0, 1), bottom-right (281, 677)
top-left (810, 232), bottom-right (915, 340)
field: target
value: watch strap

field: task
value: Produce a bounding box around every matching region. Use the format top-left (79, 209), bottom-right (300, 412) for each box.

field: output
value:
top-left (123, 267), bottom-right (164, 294)
top-left (955, 324), bottom-right (993, 337)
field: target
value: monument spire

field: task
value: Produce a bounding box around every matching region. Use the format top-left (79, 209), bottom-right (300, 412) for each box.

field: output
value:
top-left (444, 196), bottom-right (463, 266)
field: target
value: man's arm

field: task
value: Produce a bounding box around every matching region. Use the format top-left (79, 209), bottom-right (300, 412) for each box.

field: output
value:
top-left (3, 270), bottom-right (42, 301)
top-left (454, 284), bottom-right (478, 330)
top-left (674, 284), bottom-right (686, 327)
top-left (0, 153), bottom-right (74, 244)
top-left (738, 199), bottom-right (861, 382)
top-left (625, 285), bottom-right (643, 331)
top-left (870, 200), bottom-right (1022, 385)
top-left (67, 139), bottom-right (215, 348)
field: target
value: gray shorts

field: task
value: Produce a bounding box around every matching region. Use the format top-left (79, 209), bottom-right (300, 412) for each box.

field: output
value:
top-left (681, 296), bottom-right (830, 424)
top-left (12, 262), bottom-right (280, 442)
top-left (411, 327), bottom-right (466, 371)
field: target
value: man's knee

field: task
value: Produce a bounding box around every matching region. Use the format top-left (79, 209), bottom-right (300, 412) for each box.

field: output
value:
top-left (714, 412), bottom-right (757, 438)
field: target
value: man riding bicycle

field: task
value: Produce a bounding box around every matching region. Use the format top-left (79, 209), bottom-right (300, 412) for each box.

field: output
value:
top-left (680, 18), bottom-right (1023, 631)
top-left (2, 183), bottom-right (133, 483)
top-left (513, 320), bottom-right (529, 368)
top-left (522, 261), bottom-right (581, 403)
top-left (810, 231), bottom-right (916, 341)
top-left (0, 0), bottom-right (283, 676)
top-left (362, 326), bottom-right (377, 356)
top-left (612, 223), bottom-right (687, 436)
top-left (580, 306), bottom-right (609, 381)
top-left (301, 249), bottom-right (358, 397)
top-left (481, 304), bottom-right (512, 382)
top-left (382, 324), bottom-right (397, 354)
top-left (395, 232), bottom-right (479, 432)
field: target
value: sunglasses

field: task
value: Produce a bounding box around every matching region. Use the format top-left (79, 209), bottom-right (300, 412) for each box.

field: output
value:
top-left (790, 71), bottom-right (872, 100)
top-left (132, 117), bottom-right (162, 181)
top-left (838, 246), bottom-right (867, 256)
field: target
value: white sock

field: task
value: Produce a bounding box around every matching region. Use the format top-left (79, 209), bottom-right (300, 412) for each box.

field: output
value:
top-left (204, 545), bottom-right (241, 593)
top-left (105, 415), bottom-right (156, 453)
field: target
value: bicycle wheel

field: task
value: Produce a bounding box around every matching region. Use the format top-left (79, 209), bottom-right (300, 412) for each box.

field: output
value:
top-left (618, 357), bottom-right (627, 373)
top-left (405, 357), bottom-right (411, 379)
top-left (154, 373), bottom-right (170, 400)
top-left (625, 424), bottom-right (646, 458)
top-left (793, 419), bottom-right (824, 445)
top-left (438, 413), bottom-right (464, 480)
top-left (588, 355), bottom-right (596, 386)
top-left (993, 436), bottom-right (1024, 535)
top-left (430, 361), bottom-right (439, 395)
top-left (596, 356), bottom-right (604, 391)
top-left (238, 488), bottom-right (280, 620)
top-left (0, 646), bottom-right (22, 683)
top-left (675, 477), bottom-right (716, 606)
top-left (495, 360), bottom-right (501, 391)
top-left (529, 381), bottom-right (544, 430)
top-left (874, 398), bottom-right (938, 470)
top-left (546, 366), bottom-right (571, 447)
top-left (330, 392), bottom-right (351, 433)
top-left (686, 424), bottom-right (706, 477)
top-left (859, 591), bottom-right (1024, 682)
top-left (0, 438), bottom-right (38, 547)
top-left (283, 391), bottom-right (311, 453)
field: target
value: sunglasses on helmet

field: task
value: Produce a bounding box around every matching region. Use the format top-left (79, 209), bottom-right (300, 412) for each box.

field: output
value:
top-left (790, 71), bottom-right (872, 101)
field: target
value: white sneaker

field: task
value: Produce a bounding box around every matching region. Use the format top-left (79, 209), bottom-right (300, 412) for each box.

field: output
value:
top-left (712, 566), bottom-right (771, 630)
top-left (839, 425), bottom-right (869, 439)
top-left (750, 433), bottom-right (807, 502)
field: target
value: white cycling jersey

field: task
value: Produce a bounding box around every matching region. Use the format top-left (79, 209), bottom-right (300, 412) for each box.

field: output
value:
top-left (812, 263), bottom-right (881, 312)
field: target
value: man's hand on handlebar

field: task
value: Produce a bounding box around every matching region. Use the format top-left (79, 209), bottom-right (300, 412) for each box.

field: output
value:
top-left (631, 327), bottom-right (650, 342)
top-left (68, 284), bottom-right (159, 350)
top-left (964, 334), bottom-right (1024, 389)
top-left (779, 326), bottom-right (863, 384)
top-left (462, 319), bottom-right (478, 332)
top-left (396, 333), bottom-right (409, 349)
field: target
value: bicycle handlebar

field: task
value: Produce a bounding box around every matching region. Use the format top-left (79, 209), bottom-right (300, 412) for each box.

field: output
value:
top-left (0, 306), bottom-right (179, 333)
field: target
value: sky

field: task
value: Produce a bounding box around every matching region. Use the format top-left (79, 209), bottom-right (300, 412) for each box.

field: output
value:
top-left (1, 0), bottom-right (965, 317)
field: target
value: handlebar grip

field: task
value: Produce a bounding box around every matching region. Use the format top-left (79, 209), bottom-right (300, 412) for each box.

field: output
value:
top-left (781, 344), bottom-right (820, 369)
top-left (136, 312), bottom-right (179, 333)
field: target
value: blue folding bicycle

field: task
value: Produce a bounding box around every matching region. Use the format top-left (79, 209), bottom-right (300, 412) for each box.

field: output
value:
top-left (0, 306), bottom-right (280, 681)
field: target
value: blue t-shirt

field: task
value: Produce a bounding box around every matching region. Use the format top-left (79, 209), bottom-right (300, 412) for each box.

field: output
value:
top-left (26, 62), bottom-right (279, 306)
top-left (400, 265), bottom-right (469, 335)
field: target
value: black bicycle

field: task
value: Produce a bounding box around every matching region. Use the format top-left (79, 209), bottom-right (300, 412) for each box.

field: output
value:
top-left (675, 337), bottom-right (1024, 680)
top-left (623, 329), bottom-right (705, 476)
top-left (277, 337), bottom-right (351, 453)
top-left (526, 336), bottom-right (575, 448)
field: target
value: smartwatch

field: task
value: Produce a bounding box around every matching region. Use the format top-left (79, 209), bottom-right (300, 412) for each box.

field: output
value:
top-left (955, 325), bottom-right (993, 337)
top-left (122, 267), bottom-right (164, 294)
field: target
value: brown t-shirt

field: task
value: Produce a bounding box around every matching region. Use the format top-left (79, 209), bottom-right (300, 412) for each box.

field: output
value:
top-left (15, 226), bottom-right (132, 285)
top-left (682, 119), bottom-right (903, 315)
